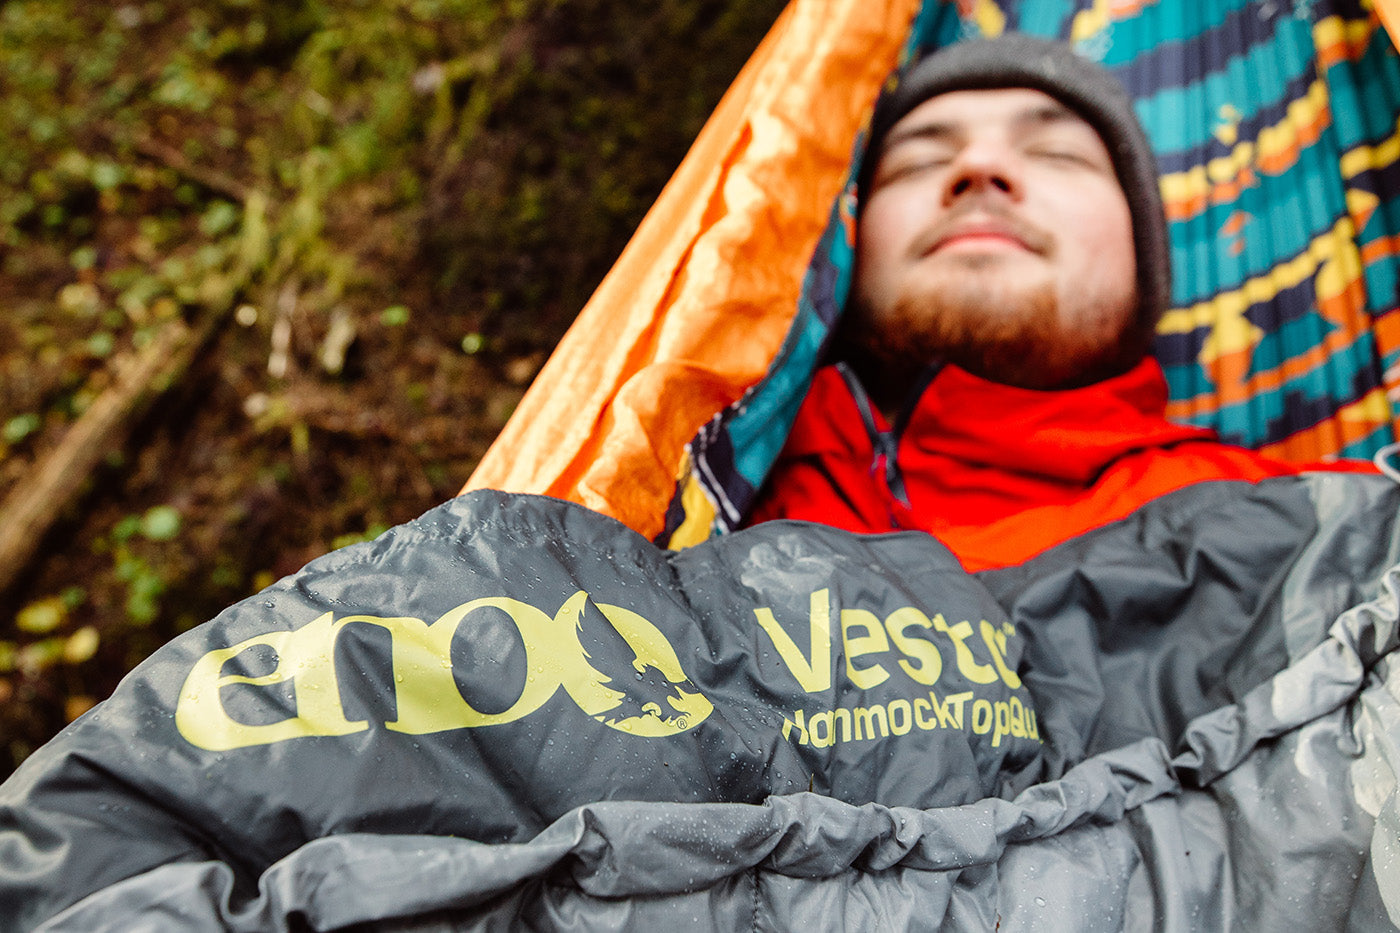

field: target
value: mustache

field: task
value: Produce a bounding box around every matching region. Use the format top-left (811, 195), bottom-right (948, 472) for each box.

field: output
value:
top-left (914, 200), bottom-right (1055, 257)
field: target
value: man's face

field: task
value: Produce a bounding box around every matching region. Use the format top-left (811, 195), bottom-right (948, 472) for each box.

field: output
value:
top-left (851, 87), bottom-right (1140, 390)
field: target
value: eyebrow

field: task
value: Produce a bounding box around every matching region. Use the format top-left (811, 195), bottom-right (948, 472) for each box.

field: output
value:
top-left (880, 101), bottom-right (1084, 151)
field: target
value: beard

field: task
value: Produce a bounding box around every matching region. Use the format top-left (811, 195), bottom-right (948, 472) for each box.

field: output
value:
top-left (846, 257), bottom-right (1142, 402)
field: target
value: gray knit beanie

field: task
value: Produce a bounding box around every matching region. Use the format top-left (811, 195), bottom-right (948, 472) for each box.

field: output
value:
top-left (860, 35), bottom-right (1170, 343)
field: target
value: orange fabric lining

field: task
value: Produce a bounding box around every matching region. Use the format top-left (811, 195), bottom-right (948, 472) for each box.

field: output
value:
top-left (468, 2), bottom-right (1400, 538)
top-left (463, 0), bottom-right (921, 539)
top-left (1379, 0), bottom-right (1400, 48)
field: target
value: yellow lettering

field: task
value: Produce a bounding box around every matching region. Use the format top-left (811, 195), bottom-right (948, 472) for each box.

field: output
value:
top-left (1008, 696), bottom-right (1027, 738)
top-left (586, 603), bottom-right (713, 736)
top-left (993, 701), bottom-right (1012, 748)
top-left (934, 690), bottom-right (974, 729)
top-left (853, 705), bottom-right (889, 740)
top-left (179, 591), bottom-right (712, 749)
top-left (783, 709), bottom-right (809, 745)
top-left (979, 620), bottom-right (1022, 689)
top-left (914, 697), bottom-right (937, 730)
top-left (176, 613), bottom-right (365, 751)
top-left (931, 615), bottom-right (998, 685)
top-left (832, 707), bottom-right (853, 744)
top-left (377, 597), bottom-right (562, 734)
top-left (884, 607), bottom-right (943, 686)
top-left (887, 699), bottom-right (913, 736)
top-left (841, 609), bottom-right (890, 689)
top-left (809, 710), bottom-right (836, 748)
top-left (755, 589), bottom-right (832, 693)
top-left (971, 699), bottom-right (993, 736)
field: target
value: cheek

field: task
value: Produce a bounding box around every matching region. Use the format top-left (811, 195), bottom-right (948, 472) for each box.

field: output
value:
top-left (856, 195), bottom-right (926, 274)
top-left (1059, 191), bottom-right (1135, 284)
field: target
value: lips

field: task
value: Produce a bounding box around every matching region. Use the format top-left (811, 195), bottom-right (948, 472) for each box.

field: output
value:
top-left (933, 221), bottom-right (1030, 252)
top-left (917, 207), bottom-right (1053, 258)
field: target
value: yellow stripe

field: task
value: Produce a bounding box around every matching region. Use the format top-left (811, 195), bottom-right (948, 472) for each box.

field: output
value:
top-left (1159, 81), bottom-right (1329, 209)
top-left (971, 0), bottom-right (1006, 37)
top-left (1159, 217), bottom-right (1357, 360)
top-left (1313, 13), bottom-right (1378, 55)
top-left (1341, 387), bottom-right (1392, 424)
top-left (1315, 217), bottom-right (1365, 305)
top-left (665, 468), bottom-right (717, 550)
top-left (1070, 0), bottom-right (1111, 42)
top-left (1341, 113), bottom-right (1400, 178)
top-left (1257, 79), bottom-right (1329, 166)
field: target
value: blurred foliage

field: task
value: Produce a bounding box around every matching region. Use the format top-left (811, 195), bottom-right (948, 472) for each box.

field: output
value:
top-left (0, 0), bottom-right (785, 773)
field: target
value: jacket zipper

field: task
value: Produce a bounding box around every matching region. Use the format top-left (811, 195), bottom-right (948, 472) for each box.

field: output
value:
top-left (834, 361), bottom-right (944, 516)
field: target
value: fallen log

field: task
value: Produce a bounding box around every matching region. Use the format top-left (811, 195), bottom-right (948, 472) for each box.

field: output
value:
top-left (0, 312), bottom-right (223, 596)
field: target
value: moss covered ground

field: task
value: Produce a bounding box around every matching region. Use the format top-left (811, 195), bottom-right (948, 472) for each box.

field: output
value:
top-left (0, 0), bottom-right (785, 774)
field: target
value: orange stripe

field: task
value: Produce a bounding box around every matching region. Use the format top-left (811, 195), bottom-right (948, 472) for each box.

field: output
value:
top-left (1361, 234), bottom-right (1400, 265)
top-left (1219, 211), bottom-right (1249, 237)
top-left (1164, 285), bottom-right (1368, 420)
top-left (1373, 307), bottom-right (1400, 354)
top-left (462, 0), bottom-right (922, 539)
top-left (1164, 328), bottom-right (1352, 421)
top-left (1162, 77), bottom-right (1332, 223)
top-left (1164, 167), bottom-right (1257, 223)
top-left (1109, 0), bottom-right (1153, 15)
top-left (1315, 15), bottom-right (1379, 72)
top-left (1255, 389), bottom-right (1390, 461)
top-left (1255, 100), bottom-right (1330, 176)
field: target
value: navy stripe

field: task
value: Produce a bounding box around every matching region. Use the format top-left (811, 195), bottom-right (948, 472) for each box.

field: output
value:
top-left (1249, 356), bottom-right (1383, 447)
top-left (1112, 2), bottom-right (1285, 102)
top-left (1151, 67), bottom-right (1317, 174)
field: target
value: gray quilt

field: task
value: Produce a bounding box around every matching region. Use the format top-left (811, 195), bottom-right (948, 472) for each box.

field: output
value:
top-left (2, 475), bottom-right (1398, 931)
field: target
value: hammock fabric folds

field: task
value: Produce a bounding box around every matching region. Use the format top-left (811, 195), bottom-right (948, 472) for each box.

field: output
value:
top-left (466, 0), bottom-right (1400, 548)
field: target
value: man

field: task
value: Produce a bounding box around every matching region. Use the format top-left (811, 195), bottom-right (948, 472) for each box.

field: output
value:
top-left (746, 36), bottom-right (1374, 570)
top-left (4, 34), bottom-right (1398, 933)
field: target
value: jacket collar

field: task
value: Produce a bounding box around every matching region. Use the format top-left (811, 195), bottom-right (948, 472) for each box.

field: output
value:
top-left (847, 357), bottom-right (1216, 486)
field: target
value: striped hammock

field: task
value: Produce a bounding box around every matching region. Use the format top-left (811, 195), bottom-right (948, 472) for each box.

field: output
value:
top-left (467, 0), bottom-right (1400, 548)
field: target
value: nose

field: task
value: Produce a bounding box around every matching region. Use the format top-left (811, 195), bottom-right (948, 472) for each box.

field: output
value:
top-left (942, 140), bottom-right (1023, 205)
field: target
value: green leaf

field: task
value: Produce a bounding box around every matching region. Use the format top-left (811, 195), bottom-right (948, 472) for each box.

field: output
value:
top-left (112, 515), bottom-right (142, 544)
top-left (140, 505), bottom-right (182, 541)
top-left (2, 413), bottom-right (40, 445)
top-left (199, 200), bottom-right (240, 237)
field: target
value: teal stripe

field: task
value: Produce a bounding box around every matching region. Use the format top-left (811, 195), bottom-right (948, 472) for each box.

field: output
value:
top-left (1137, 17), bottom-right (1315, 154)
top-left (1095, 0), bottom-right (1256, 66)
top-left (1362, 248), bottom-right (1399, 318)
top-left (1016, 0), bottom-right (1075, 38)
top-left (1167, 151), bottom-right (1350, 307)
top-left (1163, 330), bottom-right (1376, 447)
top-left (1340, 420), bottom-right (1392, 460)
top-left (1325, 35), bottom-right (1400, 149)
top-left (731, 305), bottom-right (828, 486)
top-left (1380, 336), bottom-right (1400, 375)
top-left (909, 1), bottom-right (965, 53)
top-left (1244, 309), bottom-right (1339, 380)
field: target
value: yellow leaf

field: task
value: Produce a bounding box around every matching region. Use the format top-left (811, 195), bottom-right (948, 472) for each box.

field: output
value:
top-left (63, 626), bottom-right (100, 664)
top-left (17, 597), bottom-right (67, 634)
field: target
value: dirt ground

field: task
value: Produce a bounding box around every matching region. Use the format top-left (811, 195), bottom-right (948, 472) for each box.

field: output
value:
top-left (0, 0), bottom-right (784, 776)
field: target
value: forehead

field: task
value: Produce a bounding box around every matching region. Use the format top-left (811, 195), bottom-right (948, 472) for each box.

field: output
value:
top-left (881, 87), bottom-right (1100, 147)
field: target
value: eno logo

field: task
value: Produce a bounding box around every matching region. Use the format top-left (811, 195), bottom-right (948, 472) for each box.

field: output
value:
top-left (175, 591), bottom-right (713, 751)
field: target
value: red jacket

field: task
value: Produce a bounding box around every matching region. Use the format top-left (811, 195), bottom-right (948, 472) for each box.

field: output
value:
top-left (746, 359), bottom-right (1376, 572)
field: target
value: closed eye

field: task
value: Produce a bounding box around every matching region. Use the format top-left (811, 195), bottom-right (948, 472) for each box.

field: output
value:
top-left (870, 149), bottom-right (956, 188)
top-left (1026, 148), bottom-right (1097, 166)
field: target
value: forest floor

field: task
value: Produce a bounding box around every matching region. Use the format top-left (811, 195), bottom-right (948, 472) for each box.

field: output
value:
top-left (0, 0), bottom-right (783, 776)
